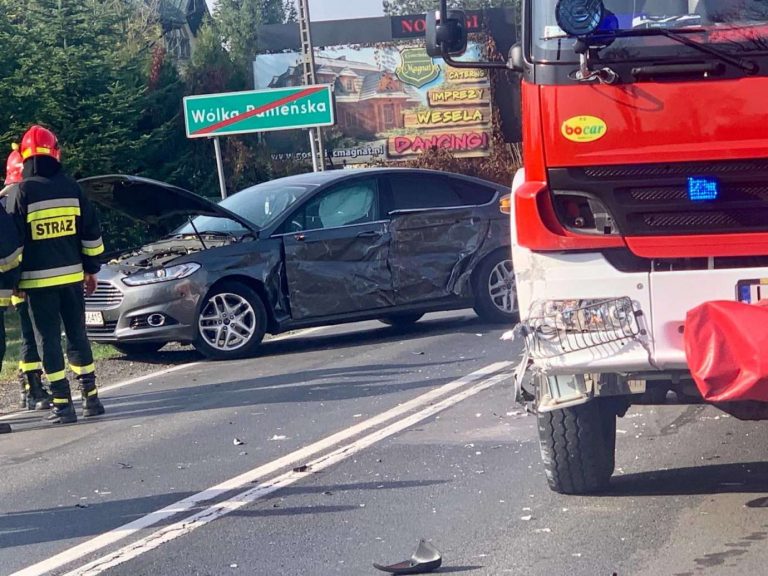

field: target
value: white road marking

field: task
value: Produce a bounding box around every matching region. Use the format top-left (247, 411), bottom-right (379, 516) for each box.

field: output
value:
top-left (66, 370), bottom-right (512, 576)
top-left (10, 361), bottom-right (511, 576)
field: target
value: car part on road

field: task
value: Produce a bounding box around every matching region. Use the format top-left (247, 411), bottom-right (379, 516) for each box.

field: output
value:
top-left (373, 539), bottom-right (443, 575)
top-left (112, 342), bottom-right (165, 356)
top-left (194, 281), bottom-right (267, 360)
top-left (473, 250), bottom-right (519, 324)
top-left (378, 313), bottom-right (424, 328)
top-left (537, 399), bottom-right (617, 495)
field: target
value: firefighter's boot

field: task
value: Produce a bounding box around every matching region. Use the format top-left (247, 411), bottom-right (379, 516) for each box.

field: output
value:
top-left (25, 370), bottom-right (52, 411)
top-left (80, 377), bottom-right (105, 418)
top-left (46, 380), bottom-right (77, 424)
top-left (18, 371), bottom-right (27, 410)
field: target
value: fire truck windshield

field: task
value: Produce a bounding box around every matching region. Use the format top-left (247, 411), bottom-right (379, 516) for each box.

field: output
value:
top-left (532, 1), bottom-right (768, 64)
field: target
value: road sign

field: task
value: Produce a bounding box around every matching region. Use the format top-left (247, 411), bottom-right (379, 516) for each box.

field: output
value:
top-left (183, 85), bottom-right (335, 139)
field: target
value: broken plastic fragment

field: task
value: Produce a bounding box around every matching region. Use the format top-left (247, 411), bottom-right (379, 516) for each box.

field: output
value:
top-left (270, 435), bottom-right (288, 441)
top-left (233, 438), bottom-right (245, 446)
top-left (520, 515), bottom-right (532, 521)
top-left (373, 539), bottom-right (442, 575)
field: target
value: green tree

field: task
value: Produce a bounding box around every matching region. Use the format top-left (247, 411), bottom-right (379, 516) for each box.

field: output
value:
top-left (383, 0), bottom-right (516, 15)
top-left (213, 0), bottom-right (290, 72)
top-left (0, 0), bottom-right (188, 251)
top-left (0, 0), bottom-right (182, 178)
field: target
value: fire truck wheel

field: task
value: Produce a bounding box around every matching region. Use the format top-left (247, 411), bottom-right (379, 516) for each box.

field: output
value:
top-left (537, 399), bottom-right (616, 495)
top-left (472, 250), bottom-right (519, 324)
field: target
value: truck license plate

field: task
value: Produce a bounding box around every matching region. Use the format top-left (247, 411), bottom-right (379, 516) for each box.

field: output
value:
top-left (85, 311), bottom-right (104, 327)
top-left (736, 279), bottom-right (768, 304)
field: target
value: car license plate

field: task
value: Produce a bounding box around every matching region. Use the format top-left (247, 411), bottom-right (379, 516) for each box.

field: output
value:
top-left (85, 311), bottom-right (104, 327)
top-left (736, 279), bottom-right (768, 304)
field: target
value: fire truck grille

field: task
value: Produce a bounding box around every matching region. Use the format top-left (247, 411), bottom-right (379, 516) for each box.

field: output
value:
top-left (550, 159), bottom-right (768, 236)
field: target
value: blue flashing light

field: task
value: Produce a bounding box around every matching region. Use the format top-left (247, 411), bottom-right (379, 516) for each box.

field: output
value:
top-left (687, 177), bottom-right (720, 202)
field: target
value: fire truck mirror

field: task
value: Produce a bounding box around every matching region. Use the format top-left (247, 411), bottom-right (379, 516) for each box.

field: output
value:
top-left (509, 43), bottom-right (524, 72)
top-left (426, 9), bottom-right (468, 58)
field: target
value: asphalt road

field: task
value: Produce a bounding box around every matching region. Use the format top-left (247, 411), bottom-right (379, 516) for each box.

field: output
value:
top-left (2, 310), bottom-right (768, 576)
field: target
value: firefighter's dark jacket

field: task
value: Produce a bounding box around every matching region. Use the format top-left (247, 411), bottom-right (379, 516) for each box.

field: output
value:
top-left (0, 185), bottom-right (23, 306)
top-left (8, 171), bottom-right (104, 290)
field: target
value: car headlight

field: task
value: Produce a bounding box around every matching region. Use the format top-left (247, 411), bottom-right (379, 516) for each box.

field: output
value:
top-left (122, 263), bottom-right (201, 287)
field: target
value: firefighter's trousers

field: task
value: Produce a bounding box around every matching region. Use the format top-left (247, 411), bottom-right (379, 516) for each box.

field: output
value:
top-left (27, 283), bottom-right (95, 384)
top-left (15, 298), bottom-right (42, 374)
top-left (0, 308), bottom-right (6, 373)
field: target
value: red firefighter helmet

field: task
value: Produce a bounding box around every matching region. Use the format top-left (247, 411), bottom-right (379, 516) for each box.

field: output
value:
top-left (4, 144), bottom-right (23, 185)
top-left (19, 125), bottom-right (61, 163)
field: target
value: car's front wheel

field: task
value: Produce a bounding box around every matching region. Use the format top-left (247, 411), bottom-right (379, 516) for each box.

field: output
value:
top-left (194, 281), bottom-right (267, 360)
top-left (472, 250), bottom-right (519, 324)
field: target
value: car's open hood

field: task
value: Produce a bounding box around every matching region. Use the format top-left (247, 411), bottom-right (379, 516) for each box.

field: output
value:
top-left (78, 175), bottom-right (258, 232)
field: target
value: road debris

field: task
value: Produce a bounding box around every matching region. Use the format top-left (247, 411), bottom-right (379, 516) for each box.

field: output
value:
top-left (520, 515), bottom-right (533, 521)
top-left (534, 528), bottom-right (552, 534)
top-left (293, 464), bottom-right (310, 473)
top-left (233, 438), bottom-right (246, 446)
top-left (373, 539), bottom-right (442, 575)
top-left (270, 435), bottom-right (288, 441)
top-left (117, 462), bottom-right (133, 469)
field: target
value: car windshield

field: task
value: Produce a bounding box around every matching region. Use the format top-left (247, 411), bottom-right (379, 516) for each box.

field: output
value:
top-left (174, 182), bottom-right (315, 236)
top-left (532, 0), bottom-right (768, 63)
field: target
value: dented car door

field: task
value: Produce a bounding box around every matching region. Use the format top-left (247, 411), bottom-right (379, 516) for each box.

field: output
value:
top-left (282, 177), bottom-right (395, 320)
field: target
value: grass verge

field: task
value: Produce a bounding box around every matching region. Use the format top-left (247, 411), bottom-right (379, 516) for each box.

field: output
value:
top-left (1, 309), bottom-right (118, 383)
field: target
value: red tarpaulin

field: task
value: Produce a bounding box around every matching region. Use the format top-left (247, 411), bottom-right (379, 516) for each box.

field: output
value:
top-left (685, 300), bottom-right (768, 403)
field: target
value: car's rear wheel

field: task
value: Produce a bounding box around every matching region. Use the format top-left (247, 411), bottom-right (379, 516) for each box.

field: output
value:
top-left (378, 313), bottom-right (424, 327)
top-left (194, 281), bottom-right (267, 360)
top-left (112, 342), bottom-right (165, 356)
top-left (472, 250), bottom-right (519, 324)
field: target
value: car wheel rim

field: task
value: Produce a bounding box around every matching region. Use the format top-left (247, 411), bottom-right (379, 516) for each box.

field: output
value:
top-left (488, 260), bottom-right (518, 314)
top-left (198, 293), bottom-right (257, 352)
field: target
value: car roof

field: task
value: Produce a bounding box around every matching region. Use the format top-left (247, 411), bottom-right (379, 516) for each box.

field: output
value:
top-left (263, 168), bottom-right (508, 190)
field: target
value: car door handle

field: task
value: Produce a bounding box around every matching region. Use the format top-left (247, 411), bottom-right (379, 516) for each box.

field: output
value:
top-left (357, 230), bottom-right (382, 238)
top-left (294, 233), bottom-right (306, 242)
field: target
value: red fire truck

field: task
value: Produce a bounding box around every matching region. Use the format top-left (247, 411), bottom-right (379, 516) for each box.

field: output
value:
top-left (428, 0), bottom-right (768, 494)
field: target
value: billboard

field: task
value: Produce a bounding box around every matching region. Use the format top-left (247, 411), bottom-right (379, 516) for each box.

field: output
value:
top-left (253, 41), bottom-right (494, 166)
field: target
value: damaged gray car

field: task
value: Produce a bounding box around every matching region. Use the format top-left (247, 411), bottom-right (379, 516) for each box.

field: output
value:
top-left (80, 168), bottom-right (516, 360)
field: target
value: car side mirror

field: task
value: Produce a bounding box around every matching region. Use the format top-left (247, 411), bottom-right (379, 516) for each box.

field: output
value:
top-left (426, 9), bottom-right (468, 58)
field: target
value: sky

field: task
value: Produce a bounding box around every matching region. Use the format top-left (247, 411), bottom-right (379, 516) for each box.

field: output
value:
top-left (204, 0), bottom-right (384, 21)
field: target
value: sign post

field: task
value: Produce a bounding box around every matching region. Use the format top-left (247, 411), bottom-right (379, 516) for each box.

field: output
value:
top-left (212, 137), bottom-right (227, 199)
top-left (183, 85), bottom-right (336, 192)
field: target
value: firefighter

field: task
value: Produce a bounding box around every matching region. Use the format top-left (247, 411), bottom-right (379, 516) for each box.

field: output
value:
top-left (2, 145), bottom-right (50, 411)
top-left (8, 125), bottom-right (105, 424)
top-left (0, 147), bottom-right (25, 424)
